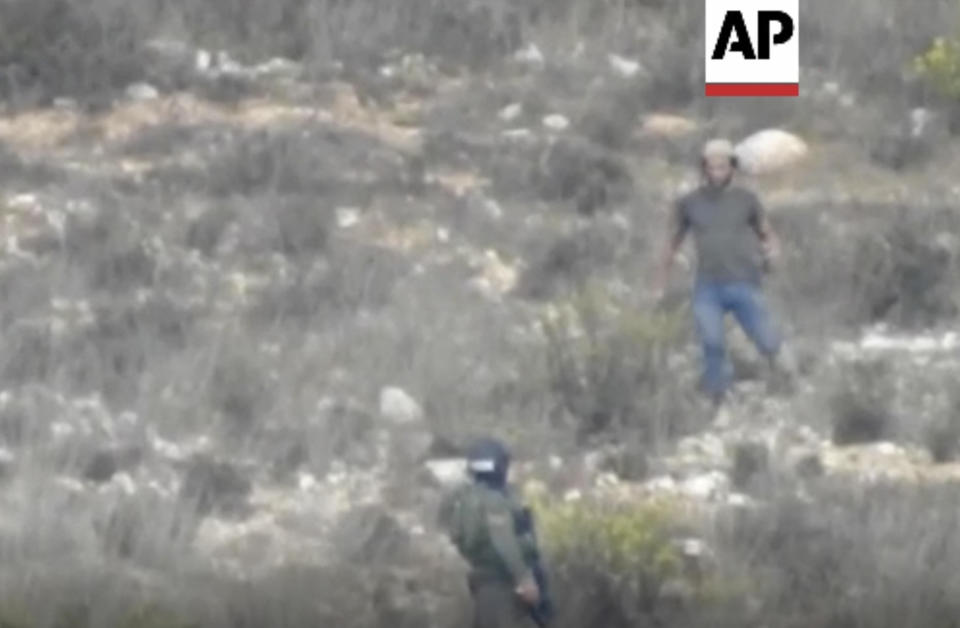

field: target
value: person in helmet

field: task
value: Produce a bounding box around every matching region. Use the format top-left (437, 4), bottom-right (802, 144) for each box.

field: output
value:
top-left (438, 438), bottom-right (549, 628)
top-left (654, 138), bottom-right (792, 411)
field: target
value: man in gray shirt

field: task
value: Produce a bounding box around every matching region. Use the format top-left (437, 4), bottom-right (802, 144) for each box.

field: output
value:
top-left (655, 139), bottom-right (789, 409)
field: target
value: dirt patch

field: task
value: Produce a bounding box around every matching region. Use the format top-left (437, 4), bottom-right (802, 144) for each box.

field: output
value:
top-left (0, 83), bottom-right (424, 156)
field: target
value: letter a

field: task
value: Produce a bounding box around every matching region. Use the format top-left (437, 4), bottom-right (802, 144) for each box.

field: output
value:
top-left (711, 11), bottom-right (756, 60)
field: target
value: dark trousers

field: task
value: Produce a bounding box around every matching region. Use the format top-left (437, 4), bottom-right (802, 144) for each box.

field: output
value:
top-left (468, 573), bottom-right (535, 628)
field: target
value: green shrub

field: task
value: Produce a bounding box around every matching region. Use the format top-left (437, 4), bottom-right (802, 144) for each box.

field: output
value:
top-left (537, 496), bottom-right (682, 578)
top-left (532, 494), bottom-right (750, 628)
top-left (542, 281), bottom-right (693, 442)
top-left (914, 36), bottom-right (960, 100)
top-left (534, 496), bottom-right (683, 626)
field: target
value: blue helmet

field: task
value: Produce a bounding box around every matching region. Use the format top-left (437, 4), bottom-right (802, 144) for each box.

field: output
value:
top-left (466, 437), bottom-right (511, 488)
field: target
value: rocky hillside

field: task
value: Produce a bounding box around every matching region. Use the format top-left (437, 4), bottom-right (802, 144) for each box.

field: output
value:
top-left (1, 0), bottom-right (960, 626)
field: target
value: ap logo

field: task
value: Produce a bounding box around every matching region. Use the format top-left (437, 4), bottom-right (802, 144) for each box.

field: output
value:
top-left (705, 0), bottom-right (799, 97)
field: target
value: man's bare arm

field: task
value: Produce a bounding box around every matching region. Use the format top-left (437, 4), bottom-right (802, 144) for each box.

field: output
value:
top-left (655, 208), bottom-right (688, 295)
top-left (753, 213), bottom-right (781, 260)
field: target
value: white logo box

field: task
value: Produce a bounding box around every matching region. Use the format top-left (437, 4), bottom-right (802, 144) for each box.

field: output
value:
top-left (705, 0), bottom-right (799, 97)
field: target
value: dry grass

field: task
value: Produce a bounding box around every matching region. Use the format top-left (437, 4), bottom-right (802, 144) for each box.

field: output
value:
top-left (0, 0), bottom-right (959, 626)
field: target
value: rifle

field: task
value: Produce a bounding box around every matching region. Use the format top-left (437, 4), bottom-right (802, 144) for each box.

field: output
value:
top-left (514, 507), bottom-right (554, 627)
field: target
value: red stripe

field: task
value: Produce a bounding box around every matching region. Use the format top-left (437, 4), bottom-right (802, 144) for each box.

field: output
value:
top-left (705, 83), bottom-right (799, 97)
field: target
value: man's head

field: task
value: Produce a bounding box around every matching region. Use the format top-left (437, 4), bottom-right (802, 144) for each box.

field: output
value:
top-left (466, 437), bottom-right (511, 489)
top-left (700, 138), bottom-right (738, 187)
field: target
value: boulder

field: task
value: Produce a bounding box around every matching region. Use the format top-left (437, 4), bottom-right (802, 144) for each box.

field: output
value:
top-left (379, 387), bottom-right (424, 425)
top-left (125, 82), bottom-right (159, 101)
top-left (735, 129), bottom-right (809, 174)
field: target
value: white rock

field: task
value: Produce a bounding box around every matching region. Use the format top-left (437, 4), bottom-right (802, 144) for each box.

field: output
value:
top-left (596, 472), bottom-right (620, 488)
top-left (336, 207), bottom-right (361, 228)
top-left (483, 198), bottom-right (504, 220)
top-left (499, 103), bottom-right (524, 122)
top-left (215, 50), bottom-right (240, 73)
top-left (52, 422), bottom-right (75, 439)
top-left (680, 471), bottom-right (729, 500)
top-left (858, 329), bottom-right (956, 353)
top-left (713, 406), bottom-right (733, 429)
top-left (502, 128), bottom-right (535, 141)
top-left (644, 476), bottom-right (678, 493)
top-left (53, 97), bottom-right (78, 110)
top-left (680, 537), bottom-right (710, 558)
top-left (874, 442), bottom-right (900, 456)
top-left (727, 492), bottom-right (754, 507)
top-left (425, 459), bottom-right (467, 487)
top-left (109, 472), bottom-right (137, 496)
top-left (379, 387), bottom-right (424, 424)
top-left (909, 107), bottom-right (937, 138)
top-left (515, 43), bottom-right (545, 67)
top-left (55, 476), bottom-right (86, 493)
top-left (734, 129), bottom-right (809, 175)
top-left (298, 472), bottom-right (318, 491)
top-left (934, 232), bottom-right (959, 253)
top-left (6, 194), bottom-right (38, 210)
top-left (254, 57), bottom-right (301, 78)
top-left (608, 54), bottom-right (642, 78)
top-left (195, 49), bottom-right (212, 72)
top-left (126, 82), bottom-right (159, 101)
top-left (543, 114), bottom-right (570, 131)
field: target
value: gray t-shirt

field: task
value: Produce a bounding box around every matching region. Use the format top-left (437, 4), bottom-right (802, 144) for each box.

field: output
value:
top-left (674, 184), bottom-right (766, 283)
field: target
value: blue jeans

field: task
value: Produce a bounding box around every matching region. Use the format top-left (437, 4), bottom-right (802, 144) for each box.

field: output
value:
top-left (692, 280), bottom-right (781, 398)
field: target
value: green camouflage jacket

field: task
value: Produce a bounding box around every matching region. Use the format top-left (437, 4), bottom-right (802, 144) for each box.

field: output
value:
top-left (438, 482), bottom-right (536, 585)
